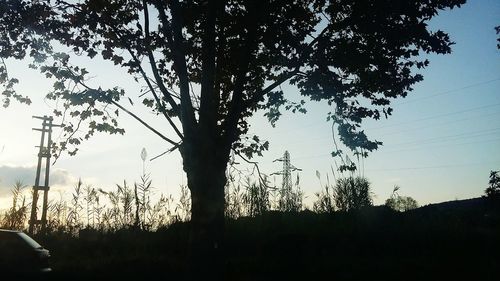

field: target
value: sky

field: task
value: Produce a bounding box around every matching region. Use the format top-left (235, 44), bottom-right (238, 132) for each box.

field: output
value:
top-left (0, 0), bottom-right (499, 210)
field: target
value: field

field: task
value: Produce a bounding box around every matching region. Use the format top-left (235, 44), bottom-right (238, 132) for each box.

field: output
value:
top-left (29, 197), bottom-right (500, 281)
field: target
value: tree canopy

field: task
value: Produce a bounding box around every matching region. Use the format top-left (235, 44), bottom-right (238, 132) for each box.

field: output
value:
top-left (1, 0), bottom-right (467, 276)
top-left (485, 170), bottom-right (500, 198)
top-left (0, 0), bottom-right (465, 170)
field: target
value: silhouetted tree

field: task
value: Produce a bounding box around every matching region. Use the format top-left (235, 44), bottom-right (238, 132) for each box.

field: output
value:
top-left (0, 0), bottom-right (465, 275)
top-left (485, 170), bottom-right (500, 198)
top-left (385, 185), bottom-right (419, 212)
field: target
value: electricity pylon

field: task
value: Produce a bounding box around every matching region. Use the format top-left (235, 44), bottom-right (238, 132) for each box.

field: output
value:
top-left (29, 115), bottom-right (61, 234)
top-left (272, 151), bottom-right (302, 211)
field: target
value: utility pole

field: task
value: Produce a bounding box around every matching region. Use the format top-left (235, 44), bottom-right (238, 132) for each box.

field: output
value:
top-left (29, 115), bottom-right (61, 234)
top-left (271, 151), bottom-right (302, 211)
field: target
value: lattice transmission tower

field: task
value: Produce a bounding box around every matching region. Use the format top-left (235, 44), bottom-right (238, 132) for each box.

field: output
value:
top-left (271, 151), bottom-right (302, 211)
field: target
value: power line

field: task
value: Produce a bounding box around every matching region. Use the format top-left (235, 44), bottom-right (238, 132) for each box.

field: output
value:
top-left (290, 133), bottom-right (500, 162)
top-left (394, 77), bottom-right (500, 105)
top-left (366, 102), bottom-right (500, 131)
top-left (374, 110), bottom-right (500, 138)
top-left (261, 78), bottom-right (500, 137)
top-left (280, 103), bottom-right (500, 148)
top-left (381, 137), bottom-right (500, 154)
top-left (385, 127), bottom-right (500, 147)
top-left (365, 160), bottom-right (500, 172)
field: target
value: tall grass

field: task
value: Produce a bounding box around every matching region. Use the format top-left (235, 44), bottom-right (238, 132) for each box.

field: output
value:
top-left (1, 164), bottom-right (398, 234)
top-left (276, 175), bottom-right (303, 212)
top-left (0, 176), bottom-right (188, 234)
top-left (312, 172), bottom-right (373, 212)
top-left (67, 179), bottom-right (83, 232)
top-left (175, 184), bottom-right (191, 222)
top-left (134, 173), bottom-right (153, 229)
top-left (2, 181), bottom-right (29, 229)
top-left (243, 176), bottom-right (270, 217)
top-left (333, 176), bottom-right (372, 211)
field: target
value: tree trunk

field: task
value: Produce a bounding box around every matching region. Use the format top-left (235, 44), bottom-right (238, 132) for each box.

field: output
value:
top-left (182, 140), bottom-right (228, 280)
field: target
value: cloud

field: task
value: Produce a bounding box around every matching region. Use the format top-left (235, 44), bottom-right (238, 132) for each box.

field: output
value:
top-left (0, 165), bottom-right (74, 197)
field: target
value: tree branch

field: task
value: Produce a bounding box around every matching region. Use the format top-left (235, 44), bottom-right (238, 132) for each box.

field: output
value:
top-left (122, 41), bottom-right (184, 140)
top-left (235, 152), bottom-right (273, 190)
top-left (76, 82), bottom-right (179, 146)
top-left (142, 0), bottom-right (184, 139)
top-left (142, 2), bottom-right (179, 110)
top-left (246, 25), bottom-right (332, 108)
top-left (246, 70), bottom-right (299, 108)
top-left (199, 0), bottom-right (218, 134)
top-left (149, 143), bottom-right (182, 161)
top-left (109, 98), bottom-right (179, 146)
top-left (222, 1), bottom-right (258, 146)
top-left (157, 0), bottom-right (197, 136)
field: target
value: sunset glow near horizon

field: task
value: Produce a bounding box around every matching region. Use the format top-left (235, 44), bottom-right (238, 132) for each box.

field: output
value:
top-left (0, 0), bottom-right (499, 210)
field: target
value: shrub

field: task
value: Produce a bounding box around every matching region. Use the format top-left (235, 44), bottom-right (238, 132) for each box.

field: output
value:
top-left (333, 176), bottom-right (372, 211)
top-left (385, 186), bottom-right (419, 212)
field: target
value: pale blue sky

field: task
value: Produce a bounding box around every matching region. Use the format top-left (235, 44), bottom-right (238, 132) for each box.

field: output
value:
top-left (0, 0), bottom-right (499, 209)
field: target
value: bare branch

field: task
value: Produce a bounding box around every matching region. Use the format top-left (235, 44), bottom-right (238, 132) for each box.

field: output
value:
top-left (235, 152), bottom-right (273, 190)
top-left (142, 0), bottom-right (183, 125)
top-left (108, 98), bottom-right (178, 146)
top-left (149, 143), bottom-right (182, 162)
top-left (76, 82), bottom-right (179, 146)
top-left (156, 0), bottom-right (197, 135)
top-left (111, 29), bottom-right (184, 140)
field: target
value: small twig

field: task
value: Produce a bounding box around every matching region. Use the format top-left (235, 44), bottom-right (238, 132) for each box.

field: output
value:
top-left (235, 152), bottom-right (276, 190)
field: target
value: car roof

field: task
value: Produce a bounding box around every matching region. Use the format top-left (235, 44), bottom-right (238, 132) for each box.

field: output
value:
top-left (0, 229), bottom-right (22, 233)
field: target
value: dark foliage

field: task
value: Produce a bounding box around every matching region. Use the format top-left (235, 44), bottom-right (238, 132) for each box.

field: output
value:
top-left (385, 185), bottom-right (419, 212)
top-left (0, 0), bottom-right (467, 275)
top-left (0, 0), bottom-right (465, 166)
top-left (333, 176), bottom-right (372, 211)
top-left (21, 197), bottom-right (498, 281)
top-left (485, 170), bottom-right (500, 198)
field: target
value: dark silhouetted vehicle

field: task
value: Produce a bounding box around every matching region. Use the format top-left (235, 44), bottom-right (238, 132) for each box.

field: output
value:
top-left (0, 229), bottom-right (52, 276)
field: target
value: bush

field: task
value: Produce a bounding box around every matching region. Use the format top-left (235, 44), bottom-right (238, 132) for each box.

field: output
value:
top-left (385, 186), bottom-right (418, 212)
top-left (333, 176), bottom-right (372, 211)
